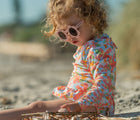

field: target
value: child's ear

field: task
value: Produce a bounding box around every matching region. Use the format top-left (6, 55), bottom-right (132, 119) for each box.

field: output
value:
top-left (88, 25), bottom-right (96, 35)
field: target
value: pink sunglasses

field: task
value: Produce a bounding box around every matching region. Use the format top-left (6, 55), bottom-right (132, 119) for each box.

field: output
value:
top-left (56, 21), bottom-right (83, 41)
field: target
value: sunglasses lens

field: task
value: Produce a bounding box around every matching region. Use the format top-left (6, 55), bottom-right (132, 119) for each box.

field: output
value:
top-left (69, 28), bottom-right (78, 36)
top-left (58, 31), bottom-right (67, 40)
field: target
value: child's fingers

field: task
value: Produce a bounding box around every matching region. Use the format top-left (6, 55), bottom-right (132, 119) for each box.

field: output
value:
top-left (61, 104), bottom-right (74, 112)
top-left (60, 104), bottom-right (68, 108)
top-left (60, 104), bottom-right (71, 111)
top-left (60, 103), bottom-right (81, 112)
top-left (58, 108), bottom-right (69, 112)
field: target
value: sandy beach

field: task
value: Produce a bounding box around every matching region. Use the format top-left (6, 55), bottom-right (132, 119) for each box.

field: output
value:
top-left (0, 53), bottom-right (140, 119)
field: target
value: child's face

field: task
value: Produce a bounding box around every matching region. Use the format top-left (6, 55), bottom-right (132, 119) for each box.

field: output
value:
top-left (55, 15), bottom-right (94, 46)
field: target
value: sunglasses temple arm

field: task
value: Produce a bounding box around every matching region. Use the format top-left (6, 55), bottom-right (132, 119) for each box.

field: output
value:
top-left (76, 21), bottom-right (83, 28)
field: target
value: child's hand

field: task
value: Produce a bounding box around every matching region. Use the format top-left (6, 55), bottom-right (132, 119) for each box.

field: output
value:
top-left (60, 102), bottom-right (81, 112)
top-left (58, 108), bottom-right (69, 112)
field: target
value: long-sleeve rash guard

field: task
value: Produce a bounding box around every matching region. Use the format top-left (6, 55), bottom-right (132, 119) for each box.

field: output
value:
top-left (52, 33), bottom-right (117, 115)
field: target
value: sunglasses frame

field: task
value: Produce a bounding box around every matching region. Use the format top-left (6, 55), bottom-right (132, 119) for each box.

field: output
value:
top-left (56, 21), bottom-right (83, 41)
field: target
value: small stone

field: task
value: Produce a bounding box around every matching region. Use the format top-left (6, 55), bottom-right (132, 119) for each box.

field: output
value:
top-left (135, 88), bottom-right (139, 91)
top-left (119, 99), bottom-right (124, 103)
top-left (0, 97), bottom-right (12, 105)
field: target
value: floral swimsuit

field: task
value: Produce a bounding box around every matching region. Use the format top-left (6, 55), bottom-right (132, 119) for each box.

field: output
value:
top-left (53, 34), bottom-right (117, 116)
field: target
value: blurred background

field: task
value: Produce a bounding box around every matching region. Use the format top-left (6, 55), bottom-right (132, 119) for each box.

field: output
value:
top-left (0, 0), bottom-right (139, 69)
top-left (0, 0), bottom-right (140, 112)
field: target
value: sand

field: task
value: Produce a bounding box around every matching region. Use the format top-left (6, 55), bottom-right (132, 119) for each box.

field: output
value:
top-left (0, 53), bottom-right (140, 119)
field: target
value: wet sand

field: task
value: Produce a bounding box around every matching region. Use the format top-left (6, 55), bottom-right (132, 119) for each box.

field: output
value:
top-left (0, 53), bottom-right (140, 118)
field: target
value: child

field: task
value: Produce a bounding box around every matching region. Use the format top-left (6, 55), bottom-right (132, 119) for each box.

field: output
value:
top-left (0, 0), bottom-right (117, 119)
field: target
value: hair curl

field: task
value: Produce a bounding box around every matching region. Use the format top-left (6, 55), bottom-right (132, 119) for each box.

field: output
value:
top-left (43, 0), bottom-right (108, 38)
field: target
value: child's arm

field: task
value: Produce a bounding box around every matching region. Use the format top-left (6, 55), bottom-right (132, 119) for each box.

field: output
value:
top-left (77, 46), bottom-right (116, 111)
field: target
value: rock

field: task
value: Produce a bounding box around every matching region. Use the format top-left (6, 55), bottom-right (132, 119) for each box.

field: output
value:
top-left (0, 97), bottom-right (12, 105)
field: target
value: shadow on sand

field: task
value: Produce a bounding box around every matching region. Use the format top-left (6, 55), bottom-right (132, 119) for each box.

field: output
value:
top-left (114, 112), bottom-right (140, 118)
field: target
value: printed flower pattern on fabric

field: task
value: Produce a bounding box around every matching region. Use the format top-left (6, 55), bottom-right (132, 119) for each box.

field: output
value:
top-left (52, 33), bottom-right (117, 115)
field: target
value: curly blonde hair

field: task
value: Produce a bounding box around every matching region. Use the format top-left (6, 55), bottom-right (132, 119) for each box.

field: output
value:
top-left (43, 0), bottom-right (108, 38)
